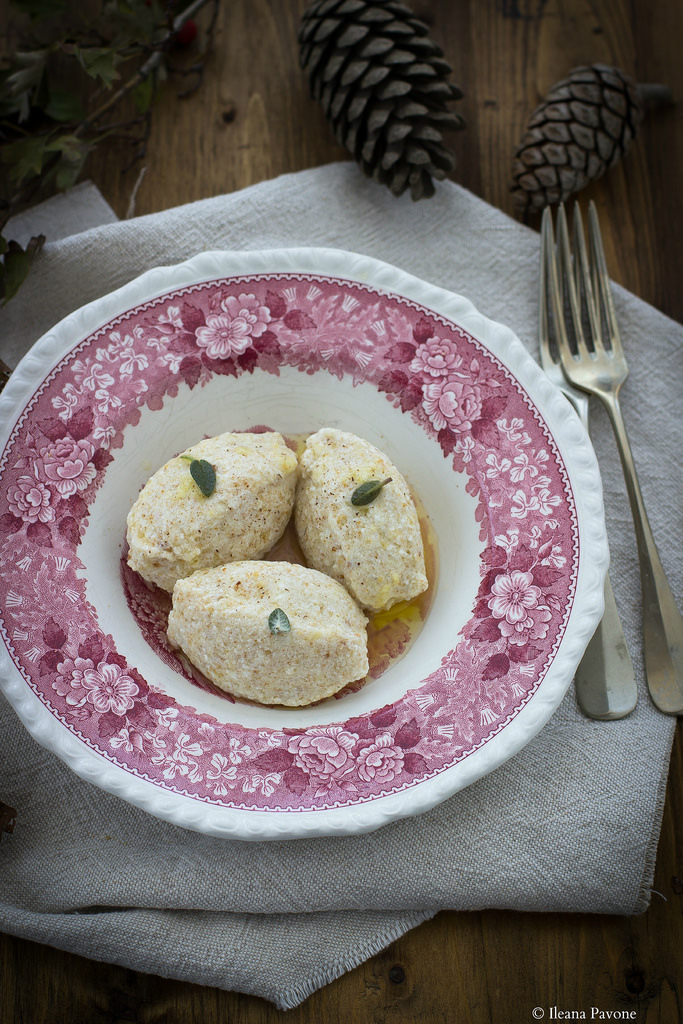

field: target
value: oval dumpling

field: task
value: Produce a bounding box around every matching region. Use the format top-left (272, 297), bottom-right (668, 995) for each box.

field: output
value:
top-left (167, 561), bottom-right (369, 706)
top-left (126, 431), bottom-right (298, 592)
top-left (294, 428), bottom-right (428, 613)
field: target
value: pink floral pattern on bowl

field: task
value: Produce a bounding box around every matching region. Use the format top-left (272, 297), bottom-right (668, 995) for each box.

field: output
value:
top-left (0, 268), bottom-right (577, 812)
top-left (0, 249), bottom-right (605, 838)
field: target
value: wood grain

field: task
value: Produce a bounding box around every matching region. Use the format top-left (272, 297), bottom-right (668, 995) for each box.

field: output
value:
top-left (1, 1), bottom-right (682, 1021)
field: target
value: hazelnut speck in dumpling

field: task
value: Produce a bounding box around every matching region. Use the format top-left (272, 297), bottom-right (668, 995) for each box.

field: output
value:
top-left (126, 431), bottom-right (298, 592)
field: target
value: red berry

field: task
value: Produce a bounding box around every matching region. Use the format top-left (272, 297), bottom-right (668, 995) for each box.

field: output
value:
top-left (174, 18), bottom-right (198, 46)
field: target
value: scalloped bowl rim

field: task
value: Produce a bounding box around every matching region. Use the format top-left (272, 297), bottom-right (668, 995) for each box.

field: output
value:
top-left (0, 247), bottom-right (608, 839)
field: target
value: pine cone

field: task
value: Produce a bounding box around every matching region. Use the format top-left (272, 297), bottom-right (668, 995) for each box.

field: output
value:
top-left (299, 0), bottom-right (465, 200)
top-left (511, 64), bottom-right (644, 213)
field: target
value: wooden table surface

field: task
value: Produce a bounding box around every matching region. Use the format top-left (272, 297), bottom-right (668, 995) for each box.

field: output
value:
top-left (2, 1), bottom-right (682, 1021)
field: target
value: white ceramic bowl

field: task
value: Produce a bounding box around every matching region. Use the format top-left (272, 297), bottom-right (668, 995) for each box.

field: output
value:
top-left (0, 248), bottom-right (607, 838)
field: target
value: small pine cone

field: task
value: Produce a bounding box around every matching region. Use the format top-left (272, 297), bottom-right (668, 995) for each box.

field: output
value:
top-left (299, 0), bottom-right (465, 200)
top-left (511, 64), bottom-right (644, 213)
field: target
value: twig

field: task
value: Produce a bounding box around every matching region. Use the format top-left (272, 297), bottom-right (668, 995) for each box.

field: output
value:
top-left (76, 0), bottom-right (216, 136)
top-left (125, 164), bottom-right (147, 218)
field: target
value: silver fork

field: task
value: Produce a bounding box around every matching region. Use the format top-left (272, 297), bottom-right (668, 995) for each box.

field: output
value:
top-left (543, 201), bottom-right (683, 716)
top-left (540, 209), bottom-right (637, 720)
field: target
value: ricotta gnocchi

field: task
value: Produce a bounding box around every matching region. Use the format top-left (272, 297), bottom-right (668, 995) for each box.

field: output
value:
top-left (126, 431), bottom-right (298, 592)
top-left (167, 560), bottom-right (369, 706)
top-left (294, 428), bottom-right (428, 612)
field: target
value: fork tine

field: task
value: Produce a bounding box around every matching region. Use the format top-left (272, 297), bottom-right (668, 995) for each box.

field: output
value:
top-left (556, 204), bottom-right (591, 361)
top-left (588, 200), bottom-right (622, 354)
top-left (571, 203), bottom-right (603, 352)
top-left (540, 207), bottom-right (569, 366)
top-left (539, 208), bottom-right (552, 363)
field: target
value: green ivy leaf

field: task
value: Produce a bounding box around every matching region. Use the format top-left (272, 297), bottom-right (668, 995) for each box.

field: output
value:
top-left (54, 150), bottom-right (88, 190)
top-left (44, 133), bottom-right (84, 157)
top-left (44, 87), bottom-right (85, 123)
top-left (77, 47), bottom-right (121, 87)
top-left (42, 133), bottom-right (90, 190)
top-left (4, 48), bottom-right (50, 120)
top-left (1, 135), bottom-right (49, 185)
top-left (5, 48), bottom-right (50, 96)
top-left (0, 234), bottom-right (45, 306)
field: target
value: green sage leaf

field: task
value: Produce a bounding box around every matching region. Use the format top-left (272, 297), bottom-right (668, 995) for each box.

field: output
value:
top-left (268, 608), bottom-right (291, 635)
top-left (350, 477), bottom-right (392, 507)
top-left (189, 458), bottom-right (216, 497)
top-left (181, 455), bottom-right (216, 497)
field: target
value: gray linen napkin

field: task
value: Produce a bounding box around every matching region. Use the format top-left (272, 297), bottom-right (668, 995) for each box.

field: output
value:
top-left (0, 164), bottom-right (680, 1011)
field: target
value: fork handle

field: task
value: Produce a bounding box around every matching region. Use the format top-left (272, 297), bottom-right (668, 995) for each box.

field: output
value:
top-left (602, 392), bottom-right (683, 715)
top-left (574, 574), bottom-right (637, 720)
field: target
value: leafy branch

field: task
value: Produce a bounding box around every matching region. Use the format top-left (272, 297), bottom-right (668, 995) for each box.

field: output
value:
top-left (0, 0), bottom-right (218, 305)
